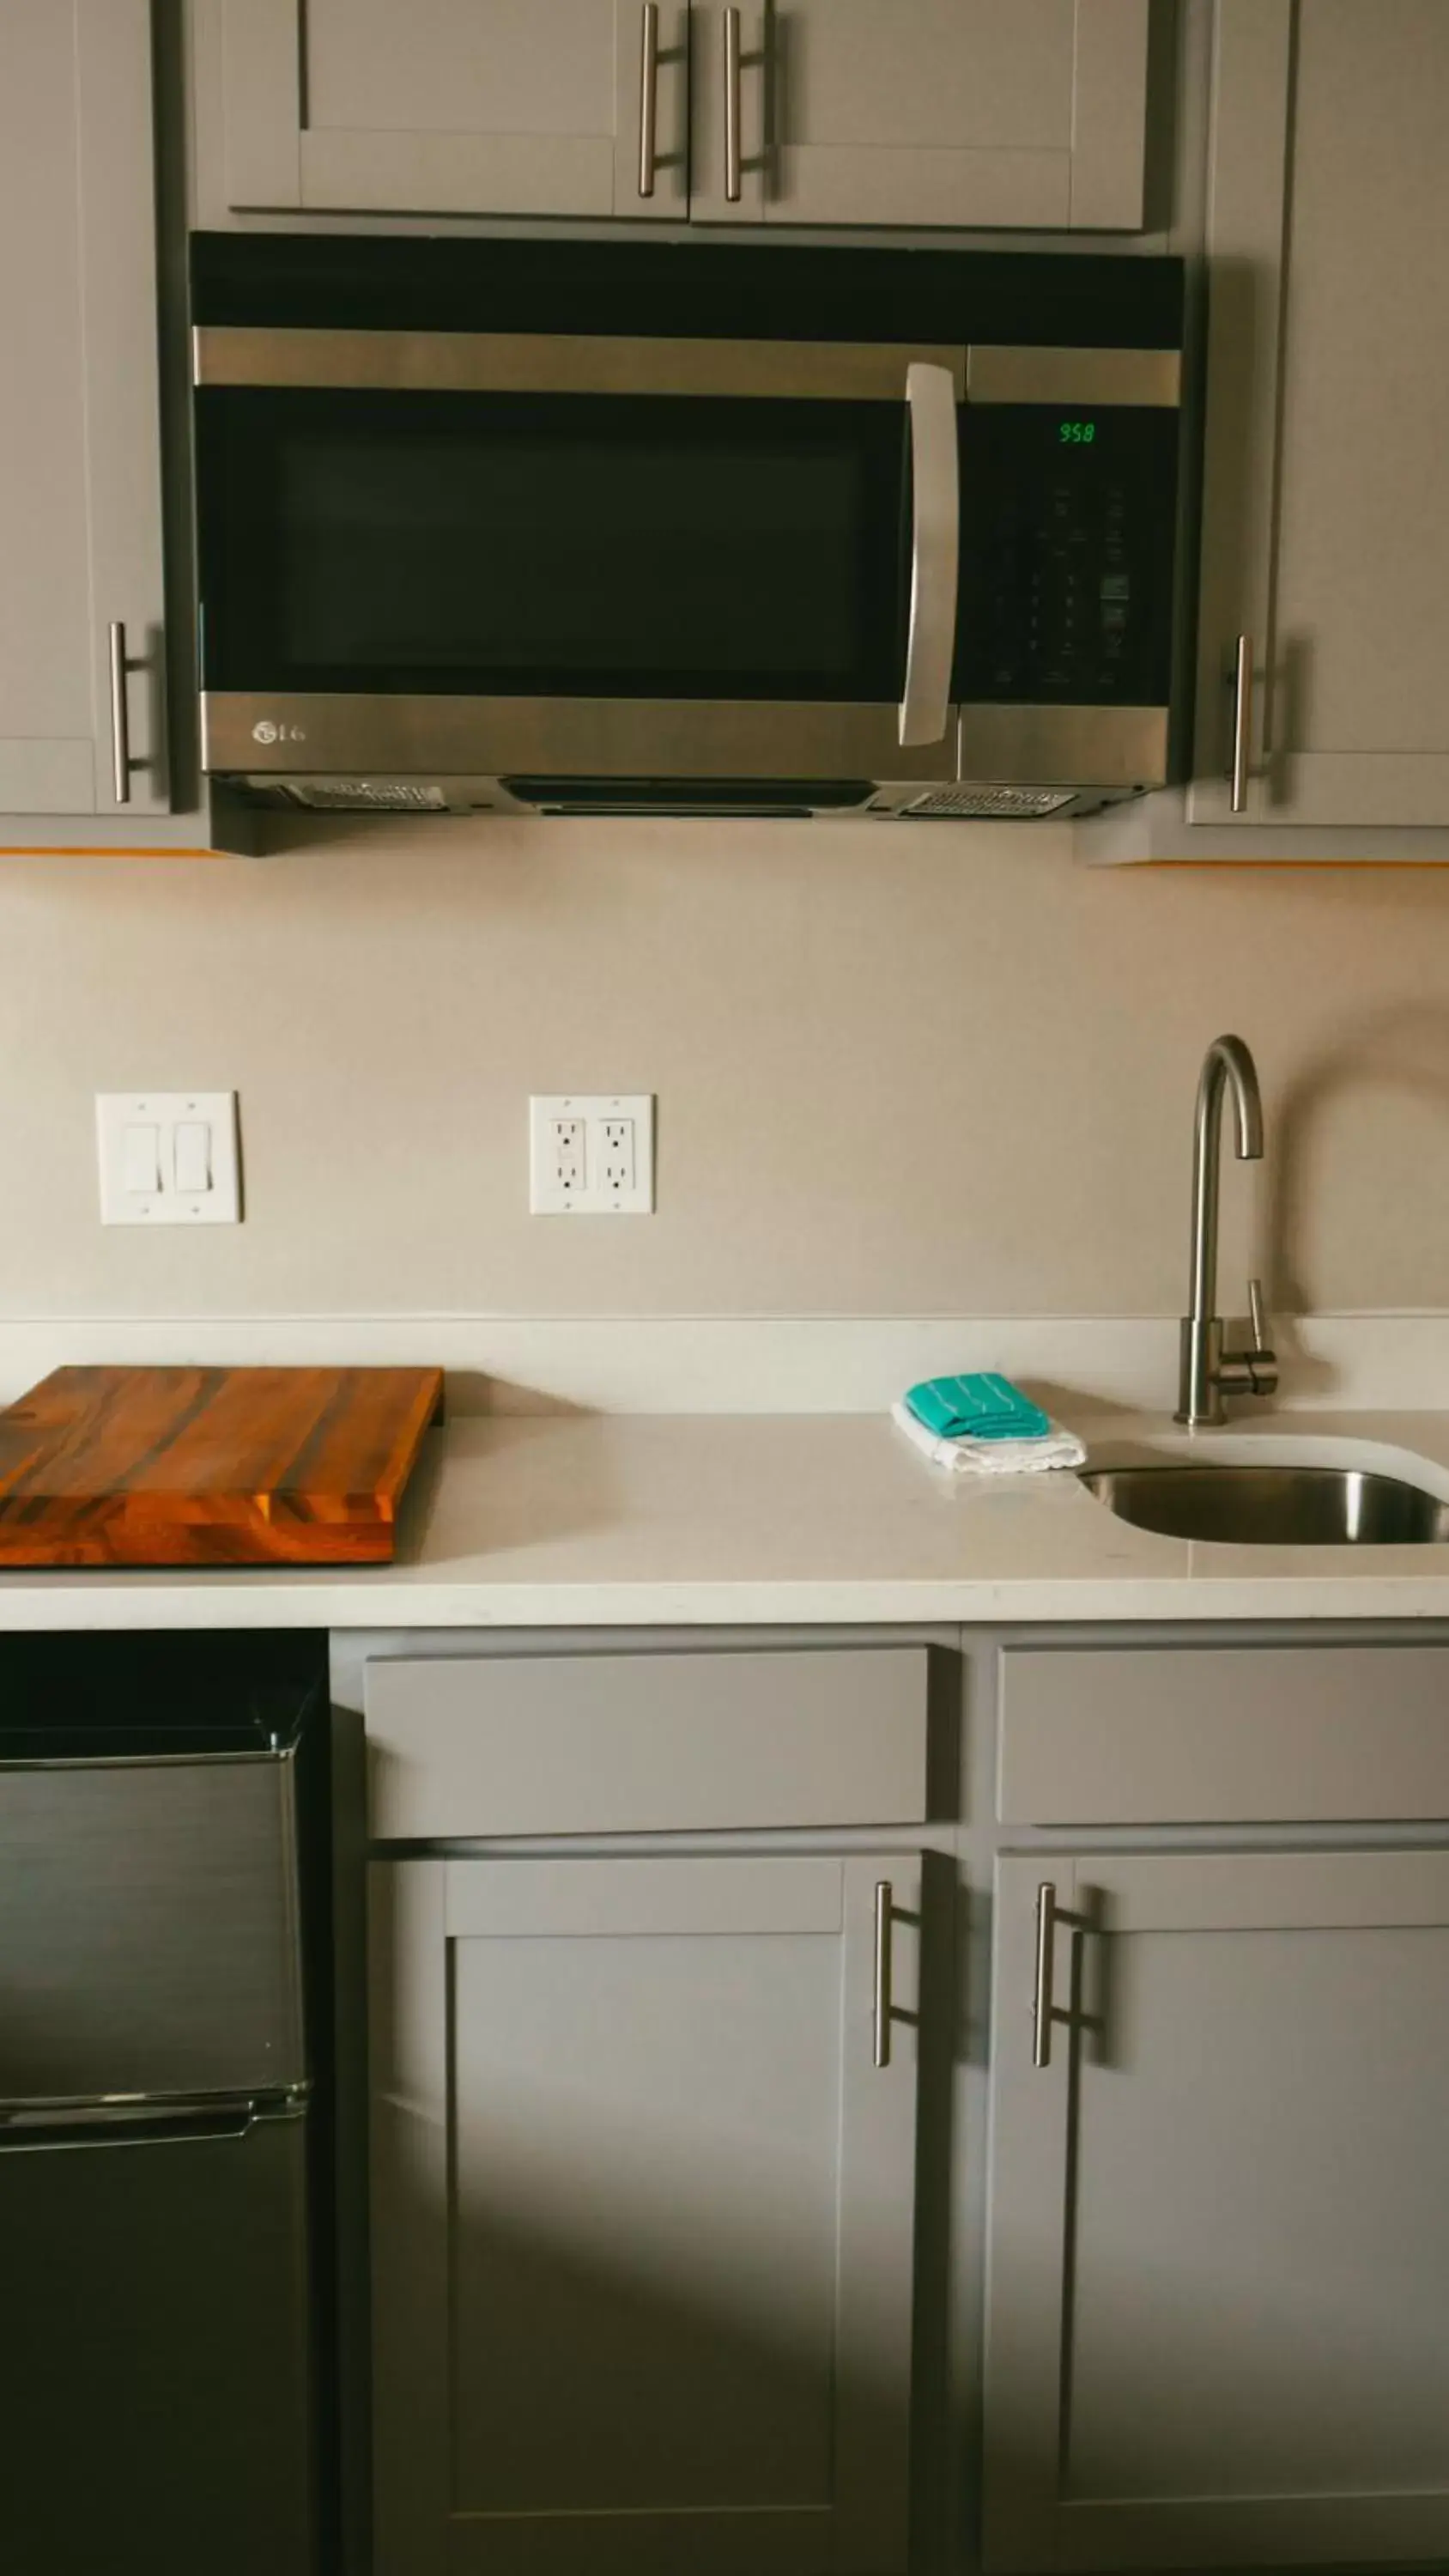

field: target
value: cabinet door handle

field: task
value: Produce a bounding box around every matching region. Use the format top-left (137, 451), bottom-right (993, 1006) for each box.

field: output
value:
top-left (873, 1879), bottom-right (894, 2068)
top-left (1228, 631), bottom-right (1252, 813)
top-left (899, 362), bottom-right (961, 748)
top-left (1032, 1880), bottom-right (1058, 2068)
top-left (108, 620), bottom-right (131, 805)
top-left (1032, 1880), bottom-right (1088, 2066)
top-left (724, 6), bottom-right (743, 202)
top-left (638, 3), bottom-right (659, 197)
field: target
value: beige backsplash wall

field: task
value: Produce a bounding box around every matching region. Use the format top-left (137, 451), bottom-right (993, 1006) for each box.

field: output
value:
top-left (4, 814), bottom-right (1449, 1321)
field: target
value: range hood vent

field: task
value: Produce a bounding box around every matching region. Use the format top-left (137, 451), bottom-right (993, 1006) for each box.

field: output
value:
top-left (502, 775), bottom-right (875, 817)
top-left (232, 770), bottom-right (1117, 821)
top-left (901, 783), bottom-right (1077, 819)
top-left (275, 780), bottom-right (450, 811)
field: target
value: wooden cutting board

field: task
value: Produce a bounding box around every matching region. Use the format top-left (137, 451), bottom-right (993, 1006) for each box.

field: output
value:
top-left (0, 1364), bottom-right (445, 1567)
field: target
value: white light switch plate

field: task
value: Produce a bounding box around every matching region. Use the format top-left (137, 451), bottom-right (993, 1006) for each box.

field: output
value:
top-left (96, 1091), bottom-right (240, 1225)
top-left (529, 1095), bottom-right (654, 1214)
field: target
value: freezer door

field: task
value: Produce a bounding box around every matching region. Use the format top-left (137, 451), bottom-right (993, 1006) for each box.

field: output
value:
top-left (0, 1751), bottom-right (306, 2105)
top-left (0, 2094), bottom-right (318, 2576)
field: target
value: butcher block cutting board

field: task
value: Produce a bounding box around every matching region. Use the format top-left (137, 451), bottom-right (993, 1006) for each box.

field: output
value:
top-left (0, 1364), bottom-right (444, 1567)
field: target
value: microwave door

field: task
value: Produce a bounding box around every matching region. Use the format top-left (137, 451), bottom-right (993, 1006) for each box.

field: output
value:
top-left (195, 331), bottom-right (964, 784)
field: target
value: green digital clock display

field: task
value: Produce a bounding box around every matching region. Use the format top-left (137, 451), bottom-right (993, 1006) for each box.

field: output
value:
top-left (1058, 419), bottom-right (1098, 444)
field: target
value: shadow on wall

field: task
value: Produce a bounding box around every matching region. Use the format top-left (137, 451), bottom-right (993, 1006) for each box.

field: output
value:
top-left (1267, 1002), bottom-right (1449, 1315)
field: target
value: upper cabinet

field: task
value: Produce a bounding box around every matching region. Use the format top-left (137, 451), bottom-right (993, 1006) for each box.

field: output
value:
top-left (1191, 0), bottom-right (1449, 833)
top-left (694, 0), bottom-right (1149, 230)
top-left (196, 0), bottom-right (1150, 231)
top-left (212, 0), bottom-right (689, 221)
top-left (0, 1), bottom-right (172, 829)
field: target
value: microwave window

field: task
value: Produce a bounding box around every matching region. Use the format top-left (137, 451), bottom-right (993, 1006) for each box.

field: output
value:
top-left (197, 390), bottom-right (908, 702)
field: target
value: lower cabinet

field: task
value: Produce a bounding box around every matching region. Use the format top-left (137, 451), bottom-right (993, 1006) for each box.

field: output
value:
top-left (984, 1849), bottom-right (1449, 2572)
top-left (369, 1850), bottom-right (921, 2576)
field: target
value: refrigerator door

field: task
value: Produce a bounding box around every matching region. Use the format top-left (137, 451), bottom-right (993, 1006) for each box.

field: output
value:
top-left (0, 1748), bottom-right (306, 2105)
top-left (0, 2093), bottom-right (318, 2576)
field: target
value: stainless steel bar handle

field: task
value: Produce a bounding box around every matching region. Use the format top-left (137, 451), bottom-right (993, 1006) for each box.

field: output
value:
top-left (0, 2093), bottom-right (305, 2154)
top-left (1033, 1880), bottom-right (1057, 2069)
top-left (724, 6), bottom-right (743, 202)
top-left (638, 3), bottom-right (659, 198)
top-left (1229, 631), bottom-right (1252, 813)
top-left (899, 361), bottom-right (961, 748)
top-left (108, 620), bottom-right (131, 805)
top-left (873, 1880), bottom-right (894, 2069)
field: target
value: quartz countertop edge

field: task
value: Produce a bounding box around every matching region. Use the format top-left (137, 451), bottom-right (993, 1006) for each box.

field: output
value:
top-left (5, 1407), bottom-right (1449, 1629)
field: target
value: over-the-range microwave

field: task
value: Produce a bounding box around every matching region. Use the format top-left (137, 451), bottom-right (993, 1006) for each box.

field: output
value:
top-left (192, 234), bottom-right (1186, 821)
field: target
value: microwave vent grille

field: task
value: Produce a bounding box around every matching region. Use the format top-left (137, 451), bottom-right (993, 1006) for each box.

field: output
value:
top-left (276, 780), bottom-right (450, 811)
top-left (901, 784), bottom-right (1076, 820)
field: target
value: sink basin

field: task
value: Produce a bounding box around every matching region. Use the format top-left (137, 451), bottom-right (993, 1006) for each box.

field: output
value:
top-left (1080, 1462), bottom-right (1449, 1546)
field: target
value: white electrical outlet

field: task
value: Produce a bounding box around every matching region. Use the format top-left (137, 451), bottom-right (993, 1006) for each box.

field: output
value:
top-left (530, 1095), bottom-right (654, 1214)
top-left (600, 1116), bottom-right (636, 1203)
top-left (549, 1116), bottom-right (587, 1205)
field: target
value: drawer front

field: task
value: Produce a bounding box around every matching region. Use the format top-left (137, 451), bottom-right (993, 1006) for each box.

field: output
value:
top-left (366, 1646), bottom-right (930, 1838)
top-left (998, 1643), bottom-right (1449, 1826)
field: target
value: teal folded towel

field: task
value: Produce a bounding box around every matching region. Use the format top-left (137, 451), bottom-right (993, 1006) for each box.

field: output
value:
top-left (904, 1372), bottom-right (1053, 1443)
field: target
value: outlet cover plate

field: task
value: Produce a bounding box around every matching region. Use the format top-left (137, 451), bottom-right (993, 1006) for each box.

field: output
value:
top-left (530, 1095), bottom-right (654, 1214)
top-left (97, 1091), bottom-right (240, 1226)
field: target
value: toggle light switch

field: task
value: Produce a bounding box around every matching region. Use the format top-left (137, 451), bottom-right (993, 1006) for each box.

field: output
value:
top-left (173, 1121), bottom-right (212, 1195)
top-left (122, 1122), bottom-right (161, 1195)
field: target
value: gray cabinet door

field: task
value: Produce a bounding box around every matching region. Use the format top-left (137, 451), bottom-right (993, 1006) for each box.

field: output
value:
top-left (1191, 0), bottom-right (1449, 830)
top-left (218, 0), bottom-right (688, 218)
top-left (984, 1850), bottom-right (1449, 2571)
top-left (371, 1852), bottom-right (920, 2576)
top-left (0, 0), bottom-right (168, 818)
top-left (690, 1), bottom-right (1149, 229)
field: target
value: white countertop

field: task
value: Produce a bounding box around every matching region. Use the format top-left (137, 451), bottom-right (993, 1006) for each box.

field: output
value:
top-left (9, 1406), bottom-right (1449, 1629)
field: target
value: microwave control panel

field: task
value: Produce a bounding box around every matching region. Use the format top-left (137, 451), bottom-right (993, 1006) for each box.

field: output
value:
top-left (954, 403), bottom-right (1179, 708)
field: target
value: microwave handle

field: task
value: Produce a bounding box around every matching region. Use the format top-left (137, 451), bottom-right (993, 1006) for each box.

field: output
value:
top-left (899, 363), bottom-right (961, 749)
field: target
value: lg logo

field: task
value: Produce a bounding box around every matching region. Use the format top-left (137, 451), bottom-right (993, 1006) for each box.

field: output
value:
top-left (252, 719), bottom-right (307, 745)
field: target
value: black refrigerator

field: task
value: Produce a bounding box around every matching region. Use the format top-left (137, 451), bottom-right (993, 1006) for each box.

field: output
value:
top-left (0, 1632), bottom-right (335, 2576)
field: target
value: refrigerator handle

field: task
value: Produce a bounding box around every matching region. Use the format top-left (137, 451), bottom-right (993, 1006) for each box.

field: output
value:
top-left (0, 2089), bottom-right (306, 2154)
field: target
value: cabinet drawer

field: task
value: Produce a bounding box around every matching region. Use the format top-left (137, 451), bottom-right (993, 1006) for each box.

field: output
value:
top-left (366, 1647), bottom-right (930, 1838)
top-left (998, 1643), bottom-right (1449, 1826)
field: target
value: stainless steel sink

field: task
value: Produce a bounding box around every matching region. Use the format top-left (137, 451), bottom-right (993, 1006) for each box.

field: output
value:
top-left (1080, 1463), bottom-right (1449, 1546)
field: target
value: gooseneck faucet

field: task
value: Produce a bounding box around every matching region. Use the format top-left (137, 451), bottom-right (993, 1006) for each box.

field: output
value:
top-left (1176, 1035), bottom-right (1278, 1426)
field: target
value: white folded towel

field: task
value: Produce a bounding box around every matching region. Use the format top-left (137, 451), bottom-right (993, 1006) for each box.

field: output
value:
top-left (891, 1399), bottom-right (1087, 1478)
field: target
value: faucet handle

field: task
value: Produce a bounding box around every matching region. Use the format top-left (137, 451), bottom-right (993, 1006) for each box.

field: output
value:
top-left (1231, 1276), bottom-right (1278, 1397)
top-left (1248, 1276), bottom-right (1270, 1355)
